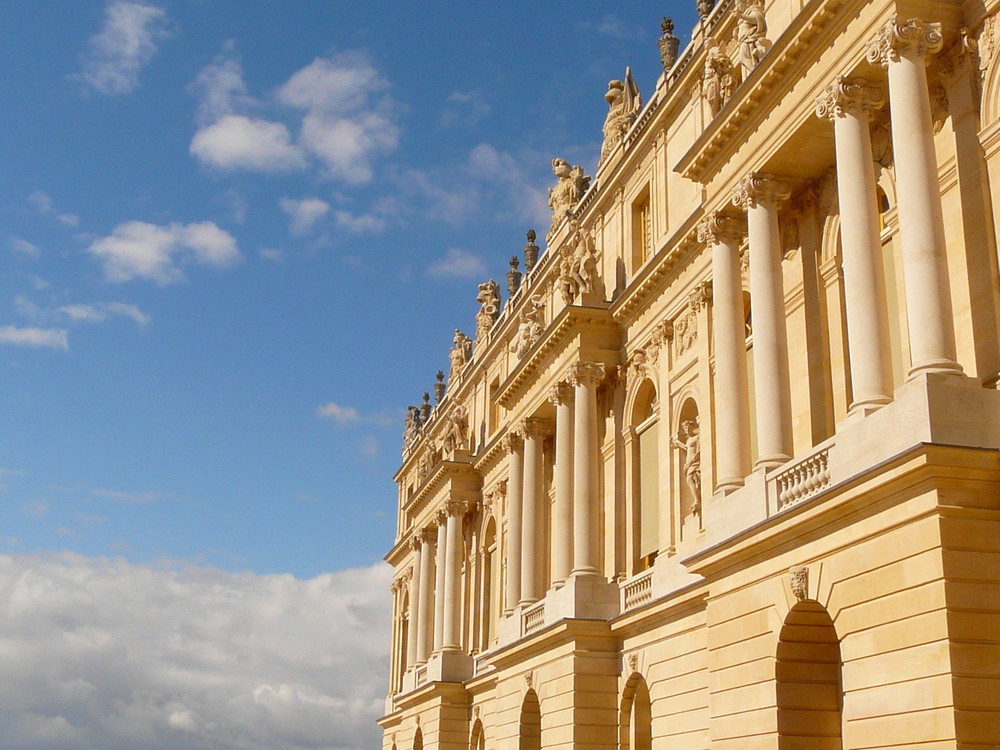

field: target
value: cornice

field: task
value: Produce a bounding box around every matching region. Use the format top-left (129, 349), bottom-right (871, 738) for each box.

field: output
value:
top-left (402, 459), bottom-right (482, 521)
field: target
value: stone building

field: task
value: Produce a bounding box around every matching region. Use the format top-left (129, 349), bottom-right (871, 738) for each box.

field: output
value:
top-left (379, 0), bottom-right (1000, 748)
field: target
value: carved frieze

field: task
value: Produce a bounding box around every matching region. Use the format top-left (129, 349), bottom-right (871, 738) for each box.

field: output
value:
top-left (674, 310), bottom-right (698, 357)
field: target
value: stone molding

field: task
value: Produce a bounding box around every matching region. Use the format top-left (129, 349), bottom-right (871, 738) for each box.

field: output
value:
top-left (866, 16), bottom-right (944, 66)
top-left (815, 76), bottom-right (886, 120)
top-left (732, 173), bottom-right (791, 211)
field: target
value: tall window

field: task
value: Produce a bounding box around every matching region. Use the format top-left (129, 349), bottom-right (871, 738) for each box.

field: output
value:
top-left (632, 188), bottom-right (652, 271)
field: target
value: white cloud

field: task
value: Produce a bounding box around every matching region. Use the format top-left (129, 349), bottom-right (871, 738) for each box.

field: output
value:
top-left (278, 54), bottom-right (399, 184)
top-left (259, 248), bottom-right (284, 263)
top-left (27, 190), bottom-right (54, 213)
top-left (76, 1), bottom-right (170, 96)
top-left (333, 209), bottom-right (386, 234)
top-left (57, 213), bottom-right (81, 228)
top-left (191, 115), bottom-right (308, 172)
top-left (191, 42), bottom-right (257, 124)
top-left (280, 198), bottom-right (330, 235)
top-left (0, 326), bottom-right (68, 350)
top-left (439, 89), bottom-right (491, 129)
top-left (58, 303), bottom-right (150, 327)
top-left (88, 220), bottom-right (241, 285)
top-left (10, 237), bottom-right (40, 257)
top-left (316, 402), bottom-right (360, 424)
top-left (0, 553), bottom-right (391, 750)
top-left (22, 501), bottom-right (50, 519)
top-left (92, 488), bottom-right (160, 504)
top-left (427, 247), bottom-right (488, 279)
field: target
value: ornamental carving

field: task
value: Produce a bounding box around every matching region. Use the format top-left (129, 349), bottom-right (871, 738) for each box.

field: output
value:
top-left (815, 76), bottom-right (886, 120)
top-left (674, 310), bottom-right (698, 356)
top-left (475, 280), bottom-right (501, 341)
top-left (734, 0), bottom-right (771, 76)
top-left (627, 651), bottom-right (639, 673)
top-left (732, 173), bottom-right (791, 211)
top-left (697, 211), bottom-right (745, 245)
top-left (510, 295), bottom-right (545, 359)
top-left (689, 280), bottom-right (712, 312)
top-left (600, 67), bottom-right (642, 165)
top-left (448, 330), bottom-right (473, 384)
top-left (703, 39), bottom-right (736, 118)
top-left (789, 565), bottom-right (809, 601)
top-left (568, 361), bottom-right (606, 387)
top-left (626, 349), bottom-right (651, 385)
top-left (866, 16), bottom-right (944, 66)
top-left (548, 159), bottom-right (591, 240)
top-left (557, 222), bottom-right (601, 304)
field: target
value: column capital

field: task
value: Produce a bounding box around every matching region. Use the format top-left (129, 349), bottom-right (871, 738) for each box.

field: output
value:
top-left (419, 527), bottom-right (437, 544)
top-left (410, 535), bottom-right (422, 552)
top-left (518, 417), bottom-right (551, 440)
top-left (502, 431), bottom-right (523, 453)
top-left (815, 76), bottom-right (886, 120)
top-left (866, 16), bottom-right (943, 66)
top-left (697, 210), bottom-right (746, 245)
top-left (445, 499), bottom-right (468, 517)
top-left (436, 509), bottom-right (449, 526)
top-left (568, 361), bottom-right (606, 387)
top-left (547, 381), bottom-right (574, 406)
top-left (732, 173), bottom-right (791, 211)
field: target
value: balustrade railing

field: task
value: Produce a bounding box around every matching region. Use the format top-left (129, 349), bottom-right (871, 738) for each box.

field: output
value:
top-left (522, 601), bottom-right (545, 635)
top-left (772, 445), bottom-right (832, 511)
top-left (621, 568), bottom-right (654, 611)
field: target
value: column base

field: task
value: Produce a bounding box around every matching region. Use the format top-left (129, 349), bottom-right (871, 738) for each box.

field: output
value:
top-left (754, 453), bottom-right (791, 472)
top-left (424, 648), bottom-right (473, 683)
top-left (713, 476), bottom-right (746, 495)
top-left (543, 572), bottom-right (620, 623)
top-left (907, 359), bottom-right (965, 379)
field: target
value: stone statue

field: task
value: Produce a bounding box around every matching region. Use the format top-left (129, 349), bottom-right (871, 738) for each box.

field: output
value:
top-left (445, 404), bottom-right (469, 453)
top-left (697, 0), bottom-right (715, 21)
top-left (599, 67), bottom-right (642, 165)
top-left (403, 406), bottom-right (420, 450)
top-left (433, 370), bottom-right (446, 404)
top-left (510, 296), bottom-right (545, 358)
top-left (448, 330), bottom-right (472, 384)
top-left (475, 279), bottom-right (501, 340)
top-left (507, 256), bottom-right (522, 297)
top-left (658, 18), bottom-right (681, 72)
top-left (556, 221), bottom-right (600, 304)
top-left (672, 419), bottom-right (702, 513)
top-left (735, 0), bottom-right (771, 76)
top-left (419, 392), bottom-right (432, 424)
top-left (523, 230), bottom-right (539, 272)
top-left (548, 159), bottom-right (590, 240)
top-left (703, 39), bottom-right (736, 117)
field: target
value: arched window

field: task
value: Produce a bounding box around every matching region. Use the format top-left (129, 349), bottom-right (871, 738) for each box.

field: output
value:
top-left (519, 690), bottom-right (541, 750)
top-left (619, 673), bottom-right (652, 750)
top-left (776, 601), bottom-right (843, 749)
top-left (631, 379), bottom-right (659, 572)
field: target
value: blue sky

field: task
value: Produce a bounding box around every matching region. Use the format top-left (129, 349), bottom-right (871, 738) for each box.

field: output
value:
top-left (0, 3), bottom-right (698, 747)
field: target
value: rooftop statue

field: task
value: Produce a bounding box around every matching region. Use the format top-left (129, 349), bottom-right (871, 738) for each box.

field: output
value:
top-left (735, 0), bottom-right (771, 76)
top-left (548, 159), bottom-right (591, 240)
top-left (658, 17), bottom-right (680, 72)
top-left (523, 229), bottom-right (539, 272)
top-left (557, 221), bottom-right (601, 304)
top-left (703, 38), bottom-right (736, 117)
top-left (402, 405), bottom-right (420, 451)
top-left (448, 330), bottom-right (473, 385)
top-left (697, 0), bottom-right (715, 21)
top-left (599, 67), bottom-right (642, 165)
top-left (506, 256), bottom-right (523, 297)
top-left (510, 295), bottom-right (546, 359)
top-left (475, 279), bottom-right (501, 341)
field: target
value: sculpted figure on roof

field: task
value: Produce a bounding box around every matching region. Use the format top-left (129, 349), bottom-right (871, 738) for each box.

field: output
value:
top-left (548, 158), bottom-right (590, 240)
top-left (599, 67), bottom-right (641, 165)
top-left (475, 279), bottom-right (501, 340)
top-left (735, 0), bottom-right (771, 75)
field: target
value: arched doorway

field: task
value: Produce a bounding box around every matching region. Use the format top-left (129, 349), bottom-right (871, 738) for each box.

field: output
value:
top-left (619, 672), bottom-right (652, 750)
top-left (776, 601), bottom-right (843, 749)
top-left (519, 689), bottom-right (541, 750)
top-left (470, 718), bottom-right (485, 750)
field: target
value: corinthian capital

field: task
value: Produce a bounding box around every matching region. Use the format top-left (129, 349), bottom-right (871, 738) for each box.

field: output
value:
top-left (547, 381), bottom-right (573, 406)
top-left (732, 173), bottom-right (791, 211)
top-left (866, 16), bottom-right (943, 66)
top-left (518, 417), bottom-right (551, 440)
top-left (502, 431), bottom-right (523, 454)
top-left (815, 76), bottom-right (886, 120)
top-left (697, 210), bottom-right (746, 245)
top-left (445, 499), bottom-right (468, 517)
top-left (419, 527), bottom-right (437, 545)
top-left (568, 361), bottom-right (606, 387)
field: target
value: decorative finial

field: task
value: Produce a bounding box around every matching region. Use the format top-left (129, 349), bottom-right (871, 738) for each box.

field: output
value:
top-left (524, 229), bottom-right (540, 272)
top-left (658, 17), bottom-right (680, 72)
top-left (420, 392), bottom-right (432, 423)
top-left (434, 371), bottom-right (446, 404)
top-left (507, 255), bottom-right (522, 297)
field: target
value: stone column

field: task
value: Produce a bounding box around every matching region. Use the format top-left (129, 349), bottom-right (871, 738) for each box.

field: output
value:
top-left (415, 527), bottom-right (435, 664)
top-left (441, 500), bottom-right (466, 651)
top-left (406, 540), bottom-right (421, 668)
top-left (432, 510), bottom-right (447, 653)
top-left (570, 362), bottom-right (605, 575)
top-left (733, 173), bottom-right (794, 469)
top-left (699, 211), bottom-right (750, 491)
top-left (520, 418), bottom-right (548, 606)
top-left (867, 17), bottom-right (963, 377)
top-left (816, 76), bottom-right (895, 412)
top-left (503, 433), bottom-right (524, 614)
top-left (548, 382), bottom-right (575, 585)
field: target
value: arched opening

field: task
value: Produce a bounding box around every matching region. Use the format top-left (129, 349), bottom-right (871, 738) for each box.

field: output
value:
top-left (776, 601), bottom-right (843, 749)
top-left (519, 689), bottom-right (541, 750)
top-left (470, 718), bottom-right (485, 750)
top-left (413, 727), bottom-right (423, 750)
top-left (481, 517), bottom-right (498, 647)
top-left (619, 672), bottom-right (652, 750)
top-left (631, 379), bottom-right (659, 572)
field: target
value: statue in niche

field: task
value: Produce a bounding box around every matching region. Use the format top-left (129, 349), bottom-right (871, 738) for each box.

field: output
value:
top-left (599, 67), bottom-right (642, 165)
top-left (658, 18), bottom-right (681, 73)
top-left (403, 406), bottom-right (420, 450)
top-left (510, 295), bottom-right (545, 358)
top-left (548, 159), bottom-right (590, 240)
top-left (672, 418), bottom-right (702, 514)
top-left (507, 256), bottom-right (522, 297)
top-left (448, 330), bottom-right (473, 384)
top-left (475, 279), bottom-right (501, 340)
top-left (735, 0), bottom-right (771, 76)
top-left (703, 38), bottom-right (735, 117)
top-left (444, 404), bottom-right (469, 454)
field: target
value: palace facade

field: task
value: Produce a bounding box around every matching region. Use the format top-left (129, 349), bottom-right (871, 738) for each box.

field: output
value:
top-left (379, 0), bottom-right (1000, 748)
